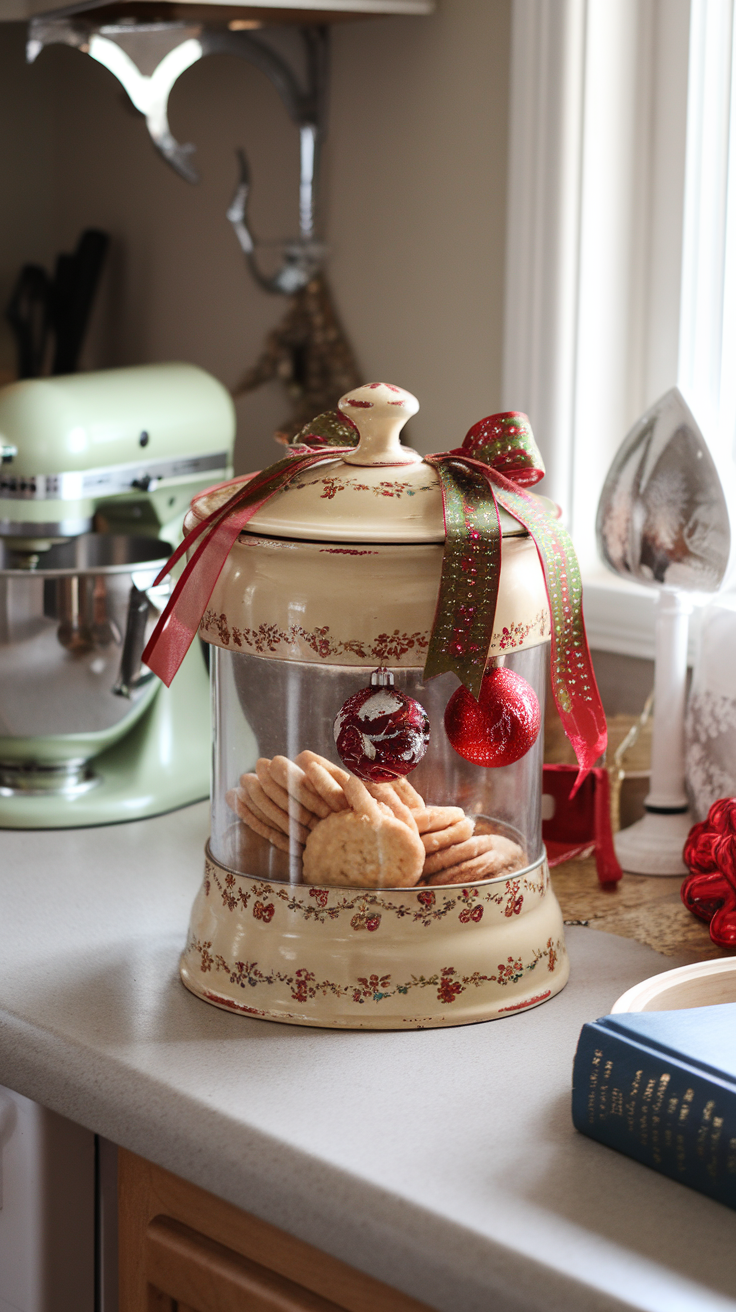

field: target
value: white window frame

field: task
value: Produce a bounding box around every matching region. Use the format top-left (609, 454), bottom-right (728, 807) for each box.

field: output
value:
top-left (503, 0), bottom-right (736, 661)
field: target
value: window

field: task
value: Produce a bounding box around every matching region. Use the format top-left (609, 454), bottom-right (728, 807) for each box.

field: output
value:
top-left (503, 0), bottom-right (735, 658)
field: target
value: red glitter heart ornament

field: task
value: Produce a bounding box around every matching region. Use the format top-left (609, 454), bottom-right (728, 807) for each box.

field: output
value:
top-left (334, 668), bottom-right (430, 782)
top-left (444, 666), bottom-right (541, 768)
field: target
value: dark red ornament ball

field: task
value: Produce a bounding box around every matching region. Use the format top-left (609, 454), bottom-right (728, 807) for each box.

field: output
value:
top-left (334, 670), bottom-right (430, 782)
top-left (444, 666), bottom-right (541, 768)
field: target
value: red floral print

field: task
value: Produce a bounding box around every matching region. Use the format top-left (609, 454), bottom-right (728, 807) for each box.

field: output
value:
top-left (200, 612), bottom-right (429, 663)
top-left (504, 881), bottom-right (524, 917)
top-left (437, 969), bottom-right (464, 1004)
top-left (186, 931), bottom-right (566, 1010)
top-left (495, 956), bottom-right (525, 985)
top-left (253, 901), bottom-right (275, 923)
top-left (350, 911), bottom-right (382, 932)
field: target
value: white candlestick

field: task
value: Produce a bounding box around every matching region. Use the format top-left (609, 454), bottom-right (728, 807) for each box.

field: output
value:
top-left (646, 590), bottom-right (691, 810)
top-left (614, 589), bottom-right (693, 875)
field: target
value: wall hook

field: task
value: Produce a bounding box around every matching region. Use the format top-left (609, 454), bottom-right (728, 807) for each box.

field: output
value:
top-left (226, 140), bottom-right (326, 296)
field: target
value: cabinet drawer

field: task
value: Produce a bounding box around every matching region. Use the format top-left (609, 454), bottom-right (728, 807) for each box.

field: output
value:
top-left (145, 1214), bottom-right (346, 1312)
top-left (119, 1149), bottom-right (433, 1312)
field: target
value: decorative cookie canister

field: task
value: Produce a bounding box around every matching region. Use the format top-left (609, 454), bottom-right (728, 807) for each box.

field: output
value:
top-left (144, 383), bottom-right (607, 1028)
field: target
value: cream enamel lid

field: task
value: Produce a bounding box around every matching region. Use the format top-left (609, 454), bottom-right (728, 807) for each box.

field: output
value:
top-left (188, 384), bottom-right (556, 544)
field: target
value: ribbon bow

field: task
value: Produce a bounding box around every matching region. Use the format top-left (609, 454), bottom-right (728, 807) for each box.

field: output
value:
top-left (143, 409), bottom-right (606, 778)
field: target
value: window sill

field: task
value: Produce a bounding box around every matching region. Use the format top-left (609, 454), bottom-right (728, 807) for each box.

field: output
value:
top-left (581, 571), bottom-right (701, 664)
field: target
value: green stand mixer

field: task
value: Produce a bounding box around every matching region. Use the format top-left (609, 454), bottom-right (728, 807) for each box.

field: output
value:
top-left (0, 362), bottom-right (234, 827)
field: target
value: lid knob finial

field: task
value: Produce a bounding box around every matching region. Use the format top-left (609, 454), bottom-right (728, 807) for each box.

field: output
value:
top-left (338, 383), bottom-right (421, 467)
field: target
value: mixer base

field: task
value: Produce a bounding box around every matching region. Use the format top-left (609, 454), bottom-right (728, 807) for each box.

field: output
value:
top-left (0, 643), bottom-right (209, 828)
top-left (0, 760), bottom-right (98, 797)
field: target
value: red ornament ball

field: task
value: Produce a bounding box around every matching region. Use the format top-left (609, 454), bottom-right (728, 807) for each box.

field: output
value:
top-left (444, 666), bottom-right (541, 768)
top-left (334, 669), bottom-right (430, 782)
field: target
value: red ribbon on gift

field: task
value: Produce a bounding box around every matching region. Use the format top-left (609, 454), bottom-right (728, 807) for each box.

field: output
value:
top-left (542, 764), bottom-right (622, 884)
top-left (142, 409), bottom-right (606, 778)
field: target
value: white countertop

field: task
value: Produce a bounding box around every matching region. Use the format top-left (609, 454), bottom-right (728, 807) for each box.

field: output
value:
top-left (1, 804), bottom-right (735, 1312)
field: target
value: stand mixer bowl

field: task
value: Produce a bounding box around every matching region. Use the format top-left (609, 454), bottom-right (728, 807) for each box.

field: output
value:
top-left (0, 534), bottom-right (171, 795)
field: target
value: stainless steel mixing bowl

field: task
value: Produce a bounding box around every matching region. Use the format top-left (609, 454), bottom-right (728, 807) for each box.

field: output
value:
top-left (0, 534), bottom-right (171, 793)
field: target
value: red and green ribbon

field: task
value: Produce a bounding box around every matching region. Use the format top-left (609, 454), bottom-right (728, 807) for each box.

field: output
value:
top-left (143, 409), bottom-right (606, 776)
top-left (424, 412), bottom-right (606, 774)
top-left (141, 411), bottom-right (359, 687)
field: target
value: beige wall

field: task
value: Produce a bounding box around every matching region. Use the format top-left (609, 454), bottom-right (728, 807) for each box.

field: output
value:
top-left (0, 0), bottom-right (510, 470)
top-left (0, 23), bottom-right (55, 379)
top-left (326, 1), bottom-right (510, 453)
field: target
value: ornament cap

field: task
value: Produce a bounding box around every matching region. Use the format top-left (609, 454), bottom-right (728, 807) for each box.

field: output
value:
top-left (370, 667), bottom-right (395, 687)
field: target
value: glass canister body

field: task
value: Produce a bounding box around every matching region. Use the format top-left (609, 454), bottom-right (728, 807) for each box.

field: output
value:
top-left (211, 646), bottom-right (547, 888)
top-left (202, 532), bottom-right (551, 892)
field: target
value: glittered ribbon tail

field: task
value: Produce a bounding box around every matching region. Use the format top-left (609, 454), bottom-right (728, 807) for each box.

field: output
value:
top-left (486, 466), bottom-right (607, 776)
top-left (422, 457), bottom-right (502, 700)
top-left (423, 445), bottom-right (606, 777)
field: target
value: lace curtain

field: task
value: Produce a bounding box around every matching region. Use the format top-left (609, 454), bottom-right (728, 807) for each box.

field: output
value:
top-left (686, 599), bottom-right (736, 819)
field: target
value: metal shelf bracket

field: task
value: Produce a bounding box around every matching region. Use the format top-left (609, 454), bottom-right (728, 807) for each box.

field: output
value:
top-left (28, 16), bottom-right (329, 293)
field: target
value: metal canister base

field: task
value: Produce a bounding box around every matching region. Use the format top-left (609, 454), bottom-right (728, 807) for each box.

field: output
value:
top-left (180, 845), bottom-right (569, 1030)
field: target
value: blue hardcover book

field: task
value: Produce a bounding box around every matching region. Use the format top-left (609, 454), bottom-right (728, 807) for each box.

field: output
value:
top-left (572, 1002), bottom-right (736, 1208)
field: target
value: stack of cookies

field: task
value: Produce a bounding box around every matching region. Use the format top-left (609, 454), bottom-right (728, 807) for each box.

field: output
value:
top-left (225, 751), bottom-right (335, 855)
top-left (416, 808), bottom-right (525, 885)
top-left (226, 750), bottom-right (526, 888)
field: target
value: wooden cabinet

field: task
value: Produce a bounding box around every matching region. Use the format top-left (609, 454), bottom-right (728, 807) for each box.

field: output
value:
top-left (119, 1150), bottom-right (432, 1312)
